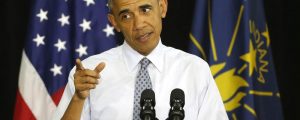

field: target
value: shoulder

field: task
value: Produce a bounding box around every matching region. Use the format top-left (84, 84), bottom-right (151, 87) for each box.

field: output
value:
top-left (68, 45), bottom-right (122, 78)
top-left (164, 46), bottom-right (209, 68)
top-left (81, 45), bottom-right (122, 69)
top-left (163, 46), bottom-right (212, 87)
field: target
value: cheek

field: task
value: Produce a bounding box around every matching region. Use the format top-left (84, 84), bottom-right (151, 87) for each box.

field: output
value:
top-left (151, 11), bottom-right (163, 26)
top-left (120, 24), bottom-right (133, 38)
top-left (152, 16), bottom-right (162, 33)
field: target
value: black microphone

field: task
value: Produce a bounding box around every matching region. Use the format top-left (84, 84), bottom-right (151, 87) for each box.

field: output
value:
top-left (168, 88), bottom-right (185, 120)
top-left (140, 89), bottom-right (156, 120)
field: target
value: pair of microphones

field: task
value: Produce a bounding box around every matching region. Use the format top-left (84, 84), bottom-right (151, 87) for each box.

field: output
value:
top-left (140, 88), bottom-right (185, 120)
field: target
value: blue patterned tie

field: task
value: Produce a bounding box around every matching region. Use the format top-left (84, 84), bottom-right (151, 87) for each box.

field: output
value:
top-left (133, 58), bottom-right (152, 120)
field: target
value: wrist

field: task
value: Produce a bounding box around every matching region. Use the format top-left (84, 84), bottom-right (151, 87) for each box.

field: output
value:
top-left (73, 93), bottom-right (86, 102)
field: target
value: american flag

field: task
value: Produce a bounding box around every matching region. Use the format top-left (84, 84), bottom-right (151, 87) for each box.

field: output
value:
top-left (13, 0), bottom-right (117, 119)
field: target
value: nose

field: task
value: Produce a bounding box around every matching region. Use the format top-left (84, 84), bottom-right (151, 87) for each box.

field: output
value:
top-left (133, 14), bottom-right (146, 31)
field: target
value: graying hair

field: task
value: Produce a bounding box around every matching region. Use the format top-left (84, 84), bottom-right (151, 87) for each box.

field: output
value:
top-left (107, 0), bottom-right (113, 13)
top-left (108, 0), bottom-right (161, 13)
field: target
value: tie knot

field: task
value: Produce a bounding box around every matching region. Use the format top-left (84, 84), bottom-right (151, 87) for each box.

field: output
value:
top-left (140, 58), bottom-right (150, 68)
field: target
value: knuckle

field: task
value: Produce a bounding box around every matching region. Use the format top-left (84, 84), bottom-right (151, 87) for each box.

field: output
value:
top-left (86, 77), bottom-right (95, 84)
top-left (90, 84), bottom-right (96, 89)
top-left (86, 84), bottom-right (92, 89)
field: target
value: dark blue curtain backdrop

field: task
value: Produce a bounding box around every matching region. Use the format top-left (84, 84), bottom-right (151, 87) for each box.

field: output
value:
top-left (2, 0), bottom-right (299, 119)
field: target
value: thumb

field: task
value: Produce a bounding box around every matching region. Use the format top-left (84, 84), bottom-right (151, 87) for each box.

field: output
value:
top-left (75, 58), bottom-right (85, 71)
top-left (94, 62), bottom-right (105, 74)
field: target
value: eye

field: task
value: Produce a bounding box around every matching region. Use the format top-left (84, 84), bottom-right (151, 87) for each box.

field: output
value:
top-left (142, 8), bottom-right (151, 13)
top-left (121, 14), bottom-right (131, 20)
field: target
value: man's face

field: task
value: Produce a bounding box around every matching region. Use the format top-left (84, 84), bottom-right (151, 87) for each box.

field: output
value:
top-left (108, 0), bottom-right (167, 55)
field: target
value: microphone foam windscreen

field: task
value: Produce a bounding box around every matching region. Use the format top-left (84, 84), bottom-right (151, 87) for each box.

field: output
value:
top-left (170, 88), bottom-right (185, 106)
top-left (140, 89), bottom-right (156, 106)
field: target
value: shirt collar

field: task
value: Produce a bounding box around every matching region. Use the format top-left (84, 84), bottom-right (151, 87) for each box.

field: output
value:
top-left (122, 39), bottom-right (164, 72)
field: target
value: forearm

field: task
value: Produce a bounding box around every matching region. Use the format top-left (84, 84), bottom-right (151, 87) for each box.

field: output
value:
top-left (61, 59), bottom-right (104, 119)
top-left (61, 94), bottom-right (86, 120)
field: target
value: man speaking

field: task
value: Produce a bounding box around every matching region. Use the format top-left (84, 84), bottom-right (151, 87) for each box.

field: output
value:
top-left (54, 0), bottom-right (228, 119)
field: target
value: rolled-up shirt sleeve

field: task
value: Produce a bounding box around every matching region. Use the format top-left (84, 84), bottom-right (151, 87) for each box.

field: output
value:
top-left (197, 64), bottom-right (229, 120)
top-left (52, 67), bottom-right (91, 120)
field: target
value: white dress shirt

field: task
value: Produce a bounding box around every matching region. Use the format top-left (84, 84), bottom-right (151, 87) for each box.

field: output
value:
top-left (54, 40), bottom-right (228, 120)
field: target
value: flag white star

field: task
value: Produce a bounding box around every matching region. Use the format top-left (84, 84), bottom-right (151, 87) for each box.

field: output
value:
top-left (33, 34), bottom-right (45, 47)
top-left (103, 24), bottom-right (115, 37)
top-left (36, 9), bottom-right (48, 22)
top-left (58, 13), bottom-right (70, 27)
top-left (50, 64), bottom-right (63, 76)
top-left (83, 0), bottom-right (95, 6)
top-left (54, 39), bottom-right (67, 52)
top-left (79, 19), bottom-right (91, 32)
top-left (76, 44), bottom-right (88, 57)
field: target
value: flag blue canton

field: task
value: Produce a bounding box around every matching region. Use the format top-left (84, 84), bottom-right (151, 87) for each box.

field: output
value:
top-left (189, 0), bottom-right (284, 119)
top-left (25, 0), bottom-right (117, 102)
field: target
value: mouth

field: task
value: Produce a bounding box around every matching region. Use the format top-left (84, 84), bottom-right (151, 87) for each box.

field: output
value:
top-left (135, 32), bottom-right (153, 42)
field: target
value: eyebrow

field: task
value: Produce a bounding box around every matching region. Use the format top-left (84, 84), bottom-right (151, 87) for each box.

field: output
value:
top-left (118, 9), bottom-right (129, 16)
top-left (139, 4), bottom-right (152, 10)
top-left (118, 4), bottom-right (152, 16)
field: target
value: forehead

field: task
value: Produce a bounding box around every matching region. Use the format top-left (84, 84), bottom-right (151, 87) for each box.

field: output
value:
top-left (112, 0), bottom-right (157, 10)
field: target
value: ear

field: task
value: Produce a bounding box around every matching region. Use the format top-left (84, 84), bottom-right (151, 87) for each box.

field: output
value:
top-left (108, 14), bottom-right (121, 32)
top-left (159, 0), bottom-right (168, 18)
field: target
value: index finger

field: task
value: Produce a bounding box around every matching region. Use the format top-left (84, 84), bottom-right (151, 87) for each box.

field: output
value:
top-left (94, 62), bottom-right (105, 74)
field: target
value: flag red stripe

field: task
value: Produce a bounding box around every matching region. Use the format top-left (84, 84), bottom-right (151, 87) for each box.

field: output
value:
top-left (14, 89), bottom-right (36, 120)
top-left (51, 86), bottom-right (66, 106)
